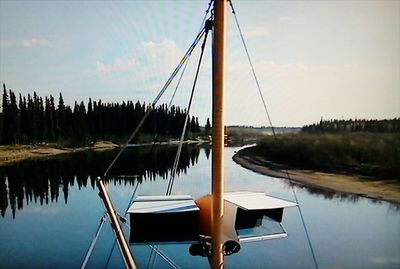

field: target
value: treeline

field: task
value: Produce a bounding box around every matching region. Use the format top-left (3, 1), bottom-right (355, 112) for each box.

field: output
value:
top-left (302, 118), bottom-right (400, 133)
top-left (252, 133), bottom-right (400, 180)
top-left (0, 84), bottom-right (203, 146)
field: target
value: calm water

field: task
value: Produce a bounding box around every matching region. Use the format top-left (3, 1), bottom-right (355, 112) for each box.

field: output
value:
top-left (0, 145), bottom-right (399, 269)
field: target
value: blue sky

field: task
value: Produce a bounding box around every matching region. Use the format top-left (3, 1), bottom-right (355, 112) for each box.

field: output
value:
top-left (1, 0), bottom-right (399, 127)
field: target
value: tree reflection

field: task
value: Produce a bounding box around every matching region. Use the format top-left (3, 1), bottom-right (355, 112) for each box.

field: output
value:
top-left (0, 176), bottom-right (8, 217)
top-left (0, 145), bottom-right (200, 218)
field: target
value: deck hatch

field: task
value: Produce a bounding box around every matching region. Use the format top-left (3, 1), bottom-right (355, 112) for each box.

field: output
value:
top-left (128, 195), bottom-right (200, 243)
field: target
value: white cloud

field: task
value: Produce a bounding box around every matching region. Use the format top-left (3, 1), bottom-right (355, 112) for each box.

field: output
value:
top-left (141, 39), bottom-right (181, 61)
top-left (96, 58), bottom-right (137, 75)
top-left (137, 39), bottom-right (184, 87)
top-left (239, 25), bottom-right (274, 38)
top-left (0, 38), bottom-right (50, 48)
top-left (22, 38), bottom-right (50, 48)
top-left (96, 39), bottom-right (181, 78)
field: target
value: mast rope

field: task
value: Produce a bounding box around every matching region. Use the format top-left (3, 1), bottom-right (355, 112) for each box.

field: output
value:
top-left (228, 0), bottom-right (275, 136)
top-left (228, 1), bottom-right (319, 269)
top-left (149, 43), bottom-right (192, 145)
top-left (81, 213), bottom-right (107, 269)
top-left (166, 19), bottom-right (212, 196)
top-left (148, 245), bottom-right (181, 269)
top-left (104, 3), bottom-right (215, 267)
top-left (147, 245), bottom-right (158, 269)
top-left (168, 55), bottom-right (191, 109)
top-left (147, 4), bottom-right (215, 268)
top-left (103, 27), bottom-right (207, 178)
top-left (149, 1), bottom-right (213, 146)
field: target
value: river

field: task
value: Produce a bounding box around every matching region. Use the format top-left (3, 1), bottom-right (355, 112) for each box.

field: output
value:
top-left (0, 145), bottom-right (399, 269)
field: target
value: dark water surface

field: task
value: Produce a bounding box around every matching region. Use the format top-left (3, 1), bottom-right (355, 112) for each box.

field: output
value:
top-left (0, 145), bottom-right (399, 269)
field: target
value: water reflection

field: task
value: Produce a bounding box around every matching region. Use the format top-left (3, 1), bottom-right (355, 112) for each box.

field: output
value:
top-left (285, 181), bottom-right (400, 210)
top-left (0, 145), bottom-right (200, 218)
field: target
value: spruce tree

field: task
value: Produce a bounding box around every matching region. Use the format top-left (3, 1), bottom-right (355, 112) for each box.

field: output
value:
top-left (205, 118), bottom-right (211, 135)
top-left (9, 90), bottom-right (19, 144)
top-left (190, 116), bottom-right (196, 134)
top-left (19, 94), bottom-right (28, 143)
top-left (45, 96), bottom-right (55, 141)
top-left (1, 85), bottom-right (9, 144)
top-left (38, 97), bottom-right (45, 142)
top-left (57, 93), bottom-right (65, 139)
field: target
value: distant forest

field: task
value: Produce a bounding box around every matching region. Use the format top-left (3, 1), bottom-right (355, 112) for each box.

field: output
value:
top-left (0, 84), bottom-right (208, 146)
top-left (302, 118), bottom-right (400, 133)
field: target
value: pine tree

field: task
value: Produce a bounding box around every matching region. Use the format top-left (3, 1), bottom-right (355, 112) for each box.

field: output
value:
top-left (0, 110), bottom-right (2, 144)
top-left (38, 97), bottom-right (45, 142)
top-left (30, 92), bottom-right (40, 142)
top-left (205, 117), bottom-right (211, 135)
top-left (1, 85), bottom-right (9, 144)
top-left (45, 96), bottom-right (55, 141)
top-left (190, 116), bottom-right (196, 134)
top-left (87, 98), bottom-right (94, 138)
top-left (9, 90), bottom-right (19, 144)
top-left (26, 94), bottom-right (34, 141)
top-left (57, 93), bottom-right (65, 139)
top-left (78, 101), bottom-right (87, 141)
top-left (19, 94), bottom-right (28, 143)
top-left (195, 117), bottom-right (200, 133)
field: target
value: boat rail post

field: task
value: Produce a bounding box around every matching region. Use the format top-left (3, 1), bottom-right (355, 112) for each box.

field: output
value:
top-left (97, 177), bottom-right (138, 269)
top-left (211, 0), bottom-right (227, 268)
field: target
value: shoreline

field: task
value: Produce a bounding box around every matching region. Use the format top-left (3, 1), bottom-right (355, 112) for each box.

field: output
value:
top-left (0, 141), bottom-right (118, 165)
top-left (0, 139), bottom-right (204, 165)
top-left (233, 147), bottom-right (400, 204)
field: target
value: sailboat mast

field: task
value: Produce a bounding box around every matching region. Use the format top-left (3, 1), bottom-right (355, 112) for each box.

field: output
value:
top-left (211, 0), bottom-right (226, 268)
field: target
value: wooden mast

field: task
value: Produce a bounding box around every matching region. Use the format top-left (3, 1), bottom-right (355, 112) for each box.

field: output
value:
top-left (211, 0), bottom-right (226, 268)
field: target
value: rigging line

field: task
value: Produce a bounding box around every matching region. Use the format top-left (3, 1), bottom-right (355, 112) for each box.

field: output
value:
top-left (289, 176), bottom-right (319, 269)
top-left (103, 27), bottom-right (206, 178)
top-left (168, 0), bottom-right (213, 110)
top-left (150, 1), bottom-right (213, 144)
top-left (148, 245), bottom-right (181, 269)
top-left (199, 0), bottom-right (214, 33)
top-left (228, 0), bottom-right (276, 137)
top-left (228, 1), bottom-right (319, 269)
top-left (150, 56), bottom-right (190, 144)
top-left (147, 245), bottom-right (157, 269)
top-left (168, 55), bottom-right (191, 109)
top-left (81, 214), bottom-right (107, 269)
top-left (153, 1), bottom-right (214, 146)
top-left (166, 23), bottom-right (211, 196)
top-left (104, 232), bottom-right (117, 269)
top-left (147, 245), bottom-right (160, 269)
top-left (124, 177), bottom-right (140, 216)
top-left (148, 46), bottom-right (192, 145)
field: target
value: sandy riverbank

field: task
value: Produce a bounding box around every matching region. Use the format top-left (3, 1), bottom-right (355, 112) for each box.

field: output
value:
top-left (233, 147), bottom-right (400, 204)
top-left (0, 141), bottom-right (118, 165)
top-left (0, 139), bottom-right (204, 165)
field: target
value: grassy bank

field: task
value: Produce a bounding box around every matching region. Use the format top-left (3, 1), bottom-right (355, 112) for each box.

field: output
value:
top-left (251, 133), bottom-right (400, 180)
